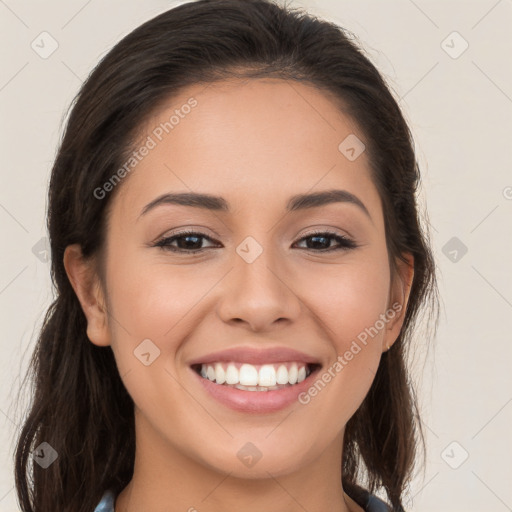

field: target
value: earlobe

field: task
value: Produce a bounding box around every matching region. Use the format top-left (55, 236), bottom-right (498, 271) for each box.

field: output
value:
top-left (63, 244), bottom-right (111, 347)
top-left (383, 253), bottom-right (415, 353)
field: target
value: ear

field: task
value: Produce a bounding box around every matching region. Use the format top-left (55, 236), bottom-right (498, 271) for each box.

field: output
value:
top-left (382, 252), bottom-right (414, 353)
top-left (63, 244), bottom-right (111, 347)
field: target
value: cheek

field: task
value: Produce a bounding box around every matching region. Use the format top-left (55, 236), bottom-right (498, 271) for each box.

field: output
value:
top-left (296, 259), bottom-right (390, 432)
top-left (299, 248), bottom-right (390, 401)
top-left (104, 252), bottom-right (229, 380)
top-left (102, 249), bottom-right (195, 371)
top-left (105, 242), bottom-right (203, 329)
top-left (103, 257), bottom-right (199, 416)
top-left (304, 249), bottom-right (391, 347)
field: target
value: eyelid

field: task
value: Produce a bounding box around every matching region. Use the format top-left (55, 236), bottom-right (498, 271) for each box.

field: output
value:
top-left (297, 226), bottom-right (355, 240)
top-left (151, 225), bottom-right (219, 244)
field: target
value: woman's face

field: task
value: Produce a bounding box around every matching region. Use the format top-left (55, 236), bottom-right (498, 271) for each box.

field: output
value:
top-left (69, 78), bottom-right (412, 480)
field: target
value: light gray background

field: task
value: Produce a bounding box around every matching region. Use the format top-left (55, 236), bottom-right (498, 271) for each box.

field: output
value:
top-left (1, 1), bottom-right (511, 511)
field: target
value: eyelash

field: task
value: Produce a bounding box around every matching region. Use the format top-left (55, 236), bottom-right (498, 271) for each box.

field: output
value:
top-left (153, 229), bottom-right (358, 254)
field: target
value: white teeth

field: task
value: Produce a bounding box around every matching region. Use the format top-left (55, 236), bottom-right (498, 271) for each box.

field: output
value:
top-left (239, 363), bottom-right (259, 386)
top-left (258, 365), bottom-right (276, 387)
top-left (214, 363), bottom-right (226, 384)
top-left (288, 363), bottom-right (298, 385)
top-left (198, 361), bottom-right (313, 389)
top-left (276, 365), bottom-right (288, 385)
top-left (225, 364), bottom-right (239, 385)
top-left (206, 365), bottom-right (215, 381)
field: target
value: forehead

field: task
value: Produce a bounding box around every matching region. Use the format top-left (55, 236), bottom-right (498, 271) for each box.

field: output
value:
top-left (112, 78), bottom-right (381, 223)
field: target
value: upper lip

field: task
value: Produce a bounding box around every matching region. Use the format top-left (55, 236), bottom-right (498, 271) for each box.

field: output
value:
top-left (188, 346), bottom-right (322, 366)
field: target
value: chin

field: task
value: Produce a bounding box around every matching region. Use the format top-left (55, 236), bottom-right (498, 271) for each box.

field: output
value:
top-left (199, 443), bottom-right (313, 480)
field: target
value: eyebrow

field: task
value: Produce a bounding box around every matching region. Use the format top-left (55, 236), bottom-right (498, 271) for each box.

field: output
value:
top-left (139, 189), bottom-right (372, 221)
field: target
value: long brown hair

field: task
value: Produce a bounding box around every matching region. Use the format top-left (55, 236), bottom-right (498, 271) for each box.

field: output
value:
top-left (13, 1), bottom-right (439, 510)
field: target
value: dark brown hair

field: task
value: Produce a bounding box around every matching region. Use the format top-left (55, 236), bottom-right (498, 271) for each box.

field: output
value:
top-left (13, 0), bottom-right (439, 510)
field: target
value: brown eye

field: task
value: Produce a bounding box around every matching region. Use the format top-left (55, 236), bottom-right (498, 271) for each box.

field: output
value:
top-left (154, 231), bottom-right (219, 253)
top-left (293, 231), bottom-right (358, 252)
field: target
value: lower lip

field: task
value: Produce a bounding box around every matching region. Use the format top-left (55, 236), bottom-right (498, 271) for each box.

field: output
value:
top-left (191, 366), bottom-right (321, 413)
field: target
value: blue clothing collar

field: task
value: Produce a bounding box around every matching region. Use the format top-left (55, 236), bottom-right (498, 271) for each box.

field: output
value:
top-left (93, 489), bottom-right (116, 512)
top-left (93, 488), bottom-right (393, 511)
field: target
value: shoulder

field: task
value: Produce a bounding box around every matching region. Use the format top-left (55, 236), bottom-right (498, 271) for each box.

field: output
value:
top-left (93, 489), bottom-right (116, 512)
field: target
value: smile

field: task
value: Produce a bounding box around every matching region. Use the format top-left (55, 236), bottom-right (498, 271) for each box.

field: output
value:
top-left (188, 346), bottom-right (323, 413)
top-left (192, 362), bottom-right (318, 391)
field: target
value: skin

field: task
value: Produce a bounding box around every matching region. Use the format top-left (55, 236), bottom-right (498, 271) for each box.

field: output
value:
top-left (65, 78), bottom-right (414, 512)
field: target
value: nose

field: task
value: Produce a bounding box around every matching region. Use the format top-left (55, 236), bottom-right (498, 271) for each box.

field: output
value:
top-left (216, 243), bottom-right (302, 332)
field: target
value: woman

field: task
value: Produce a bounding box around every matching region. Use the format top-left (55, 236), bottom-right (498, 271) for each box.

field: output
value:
top-left (14, 0), bottom-right (439, 511)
